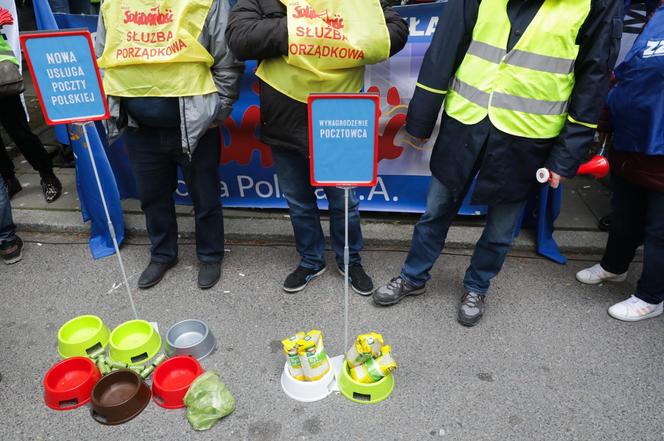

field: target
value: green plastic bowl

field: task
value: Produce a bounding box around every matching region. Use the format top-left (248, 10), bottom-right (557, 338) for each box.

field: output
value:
top-left (109, 320), bottom-right (161, 366)
top-left (57, 315), bottom-right (110, 359)
top-left (337, 360), bottom-right (395, 404)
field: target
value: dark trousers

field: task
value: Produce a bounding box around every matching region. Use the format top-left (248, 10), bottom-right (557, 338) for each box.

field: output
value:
top-left (0, 95), bottom-right (53, 180)
top-left (601, 174), bottom-right (664, 304)
top-left (125, 126), bottom-right (224, 264)
top-left (271, 148), bottom-right (363, 270)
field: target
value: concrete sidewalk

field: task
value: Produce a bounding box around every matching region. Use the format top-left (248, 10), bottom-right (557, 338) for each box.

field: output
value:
top-left (1, 237), bottom-right (662, 441)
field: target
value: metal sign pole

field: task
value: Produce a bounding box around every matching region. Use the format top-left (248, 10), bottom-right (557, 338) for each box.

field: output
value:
top-left (78, 122), bottom-right (138, 320)
top-left (309, 94), bottom-right (380, 358)
top-left (343, 186), bottom-right (350, 355)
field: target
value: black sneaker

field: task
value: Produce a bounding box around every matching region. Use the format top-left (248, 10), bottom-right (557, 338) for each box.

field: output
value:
top-left (373, 276), bottom-right (425, 306)
top-left (138, 260), bottom-right (177, 289)
top-left (337, 264), bottom-right (374, 296)
top-left (5, 176), bottom-right (22, 199)
top-left (0, 236), bottom-right (23, 265)
top-left (283, 265), bottom-right (326, 293)
top-left (40, 174), bottom-right (62, 203)
top-left (457, 292), bottom-right (486, 327)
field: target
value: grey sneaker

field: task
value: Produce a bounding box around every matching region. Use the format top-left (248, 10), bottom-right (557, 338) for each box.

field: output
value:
top-left (458, 292), bottom-right (486, 327)
top-left (373, 277), bottom-right (425, 306)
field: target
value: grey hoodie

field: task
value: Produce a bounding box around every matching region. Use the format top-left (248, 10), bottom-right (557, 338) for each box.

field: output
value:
top-left (95, 0), bottom-right (245, 156)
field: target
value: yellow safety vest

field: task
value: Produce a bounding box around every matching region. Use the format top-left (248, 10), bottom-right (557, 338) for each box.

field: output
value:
top-left (0, 37), bottom-right (18, 65)
top-left (97, 0), bottom-right (217, 97)
top-left (444, 0), bottom-right (592, 139)
top-left (257, 0), bottom-right (391, 103)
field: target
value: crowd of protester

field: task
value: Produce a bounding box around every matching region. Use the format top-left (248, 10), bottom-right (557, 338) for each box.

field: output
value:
top-left (0, 0), bottom-right (661, 326)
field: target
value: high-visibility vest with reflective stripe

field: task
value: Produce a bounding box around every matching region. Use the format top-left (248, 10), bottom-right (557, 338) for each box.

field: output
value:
top-left (0, 37), bottom-right (18, 65)
top-left (444, 0), bottom-right (592, 139)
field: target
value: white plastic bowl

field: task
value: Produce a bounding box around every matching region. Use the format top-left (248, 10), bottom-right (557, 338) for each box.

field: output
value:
top-left (280, 357), bottom-right (336, 402)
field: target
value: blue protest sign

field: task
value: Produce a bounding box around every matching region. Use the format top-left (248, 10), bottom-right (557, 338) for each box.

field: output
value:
top-left (308, 94), bottom-right (379, 187)
top-left (20, 30), bottom-right (109, 124)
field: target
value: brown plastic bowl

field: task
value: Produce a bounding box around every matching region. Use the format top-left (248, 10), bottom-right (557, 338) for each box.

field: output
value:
top-left (90, 370), bottom-right (151, 425)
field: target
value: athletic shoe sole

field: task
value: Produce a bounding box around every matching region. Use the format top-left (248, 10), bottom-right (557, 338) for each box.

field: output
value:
top-left (576, 272), bottom-right (628, 285)
top-left (372, 286), bottom-right (426, 306)
top-left (608, 306), bottom-right (663, 322)
top-left (337, 266), bottom-right (374, 296)
top-left (457, 311), bottom-right (484, 327)
top-left (2, 249), bottom-right (23, 265)
top-left (1, 236), bottom-right (23, 265)
top-left (283, 267), bottom-right (327, 293)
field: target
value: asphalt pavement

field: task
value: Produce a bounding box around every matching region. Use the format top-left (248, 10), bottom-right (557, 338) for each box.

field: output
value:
top-left (0, 234), bottom-right (662, 441)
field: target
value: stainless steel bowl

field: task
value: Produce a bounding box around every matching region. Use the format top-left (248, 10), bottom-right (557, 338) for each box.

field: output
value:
top-left (164, 319), bottom-right (216, 360)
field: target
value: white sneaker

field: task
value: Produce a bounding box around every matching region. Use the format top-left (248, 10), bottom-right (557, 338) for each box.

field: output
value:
top-left (576, 263), bottom-right (627, 285)
top-left (608, 296), bottom-right (663, 322)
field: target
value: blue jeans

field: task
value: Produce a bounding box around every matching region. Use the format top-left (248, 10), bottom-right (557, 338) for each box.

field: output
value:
top-left (0, 177), bottom-right (16, 245)
top-left (272, 148), bottom-right (363, 270)
top-left (600, 174), bottom-right (664, 304)
top-left (402, 177), bottom-right (525, 294)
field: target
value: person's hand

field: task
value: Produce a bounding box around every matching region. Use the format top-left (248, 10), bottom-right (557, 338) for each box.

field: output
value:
top-left (548, 171), bottom-right (566, 189)
top-left (405, 133), bottom-right (429, 149)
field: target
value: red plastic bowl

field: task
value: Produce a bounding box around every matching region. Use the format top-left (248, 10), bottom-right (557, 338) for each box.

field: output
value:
top-left (44, 357), bottom-right (101, 410)
top-left (152, 356), bottom-right (203, 409)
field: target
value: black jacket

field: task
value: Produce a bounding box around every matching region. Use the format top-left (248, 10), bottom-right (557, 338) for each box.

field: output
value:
top-left (226, 0), bottom-right (409, 155)
top-left (408, 0), bottom-right (623, 205)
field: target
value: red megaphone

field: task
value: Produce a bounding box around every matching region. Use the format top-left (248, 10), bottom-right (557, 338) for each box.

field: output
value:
top-left (536, 155), bottom-right (610, 183)
top-left (577, 155), bottom-right (609, 179)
